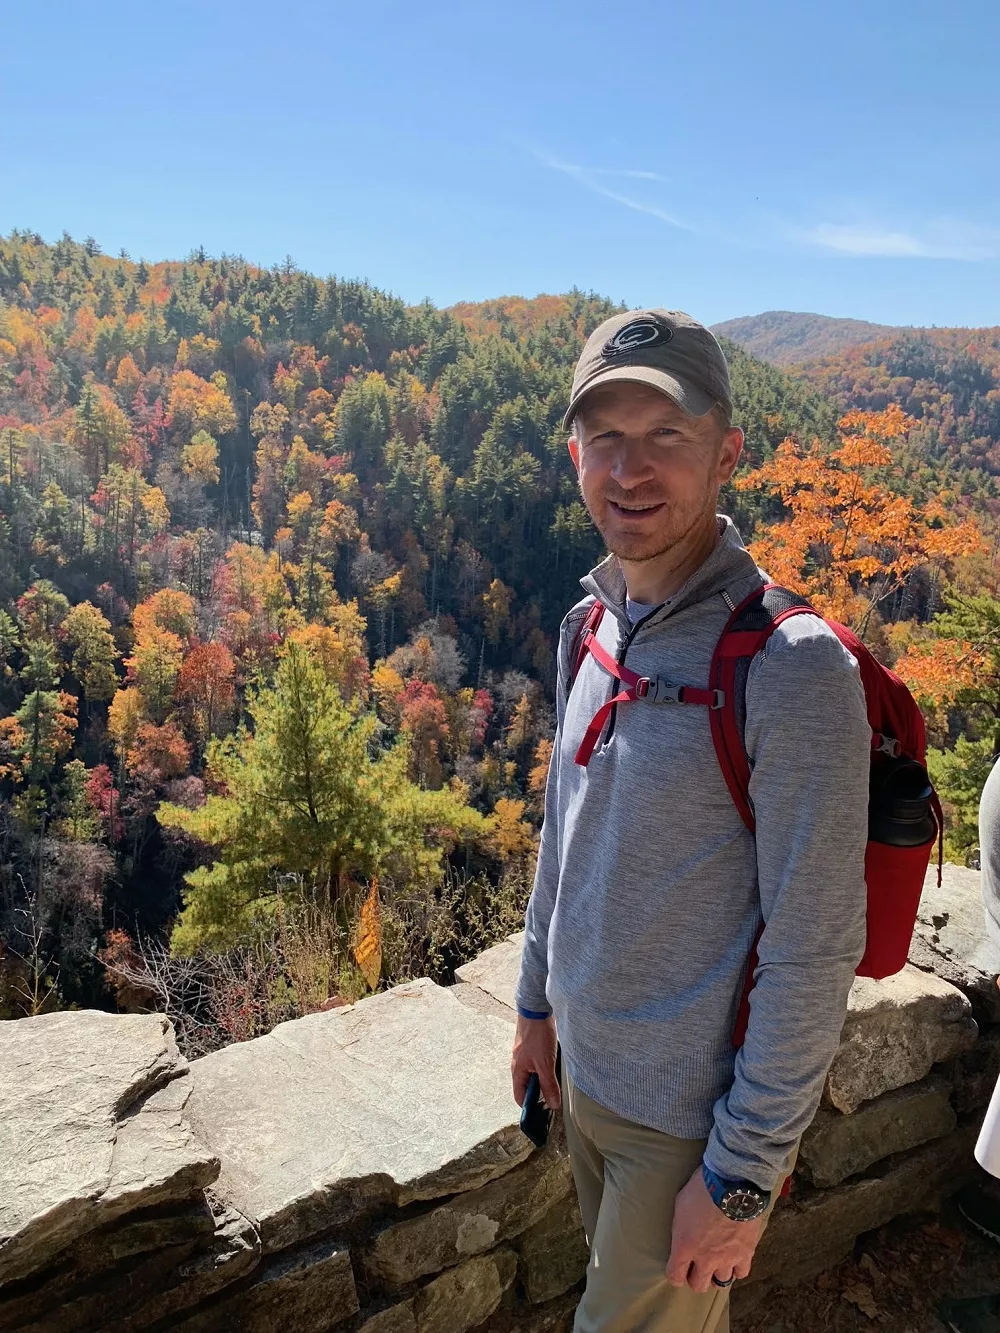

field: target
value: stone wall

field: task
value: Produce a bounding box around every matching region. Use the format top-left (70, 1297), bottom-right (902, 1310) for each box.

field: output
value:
top-left (2, 865), bottom-right (1000, 1333)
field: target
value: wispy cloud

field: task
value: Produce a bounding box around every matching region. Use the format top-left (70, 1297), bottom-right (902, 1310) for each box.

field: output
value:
top-left (578, 167), bottom-right (669, 183)
top-left (534, 150), bottom-right (694, 232)
top-left (796, 218), bottom-right (1000, 261)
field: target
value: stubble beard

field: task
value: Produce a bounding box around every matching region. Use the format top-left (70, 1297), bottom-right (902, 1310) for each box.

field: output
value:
top-left (592, 491), bottom-right (713, 564)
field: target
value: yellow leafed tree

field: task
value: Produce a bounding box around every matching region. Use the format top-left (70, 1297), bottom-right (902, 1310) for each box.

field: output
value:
top-left (353, 879), bottom-right (382, 990)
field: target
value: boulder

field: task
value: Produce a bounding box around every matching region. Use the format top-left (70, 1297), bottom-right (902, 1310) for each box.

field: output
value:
top-left (104, 1199), bottom-right (261, 1332)
top-left (358, 1304), bottom-right (417, 1333)
top-left (185, 979), bottom-right (534, 1254)
top-left (481, 1290), bottom-right (580, 1332)
top-left (517, 1192), bottom-right (589, 1304)
top-left (10, 1235), bottom-right (208, 1333)
top-left (0, 1011), bottom-right (217, 1289)
top-left (824, 965), bottom-right (977, 1114)
top-left (910, 863), bottom-right (1000, 1024)
top-left (0, 1201), bottom-right (214, 1332)
top-left (947, 1027), bottom-right (1000, 1115)
top-left (450, 984), bottom-right (516, 1027)
top-left (413, 1249), bottom-right (517, 1333)
top-left (171, 1236), bottom-right (358, 1333)
top-left (454, 934), bottom-right (522, 1013)
top-left (365, 1141), bottom-right (571, 1287)
top-left (751, 1124), bottom-right (977, 1285)
top-left (798, 1077), bottom-right (956, 1188)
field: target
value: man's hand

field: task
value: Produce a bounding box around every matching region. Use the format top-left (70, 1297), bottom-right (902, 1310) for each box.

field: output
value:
top-left (511, 1013), bottom-right (560, 1110)
top-left (665, 1165), bottom-right (764, 1293)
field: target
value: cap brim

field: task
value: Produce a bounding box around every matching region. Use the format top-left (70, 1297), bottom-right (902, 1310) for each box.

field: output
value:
top-left (562, 366), bottom-right (716, 432)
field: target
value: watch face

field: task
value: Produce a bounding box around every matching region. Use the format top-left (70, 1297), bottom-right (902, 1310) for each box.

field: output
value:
top-left (721, 1188), bottom-right (766, 1222)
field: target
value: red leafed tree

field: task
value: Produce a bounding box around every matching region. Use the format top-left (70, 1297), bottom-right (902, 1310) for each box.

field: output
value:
top-left (399, 680), bottom-right (450, 787)
top-left (177, 642), bottom-right (236, 743)
top-left (85, 763), bottom-right (124, 843)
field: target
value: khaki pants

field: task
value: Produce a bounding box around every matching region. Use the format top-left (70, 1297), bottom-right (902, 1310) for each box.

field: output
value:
top-left (564, 1070), bottom-right (781, 1333)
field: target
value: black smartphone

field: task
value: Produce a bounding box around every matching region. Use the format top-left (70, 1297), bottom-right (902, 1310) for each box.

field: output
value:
top-left (519, 1047), bottom-right (561, 1148)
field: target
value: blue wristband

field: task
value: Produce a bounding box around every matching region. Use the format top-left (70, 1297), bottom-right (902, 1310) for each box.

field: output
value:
top-left (517, 1006), bottom-right (552, 1020)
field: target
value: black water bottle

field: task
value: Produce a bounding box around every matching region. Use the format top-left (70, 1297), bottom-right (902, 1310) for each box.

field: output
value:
top-left (868, 755), bottom-right (937, 846)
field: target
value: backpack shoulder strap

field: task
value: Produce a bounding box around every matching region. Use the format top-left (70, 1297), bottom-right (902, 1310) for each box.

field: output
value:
top-left (712, 586), bottom-right (823, 1050)
top-left (709, 584), bottom-right (816, 833)
top-left (567, 599), bottom-right (605, 697)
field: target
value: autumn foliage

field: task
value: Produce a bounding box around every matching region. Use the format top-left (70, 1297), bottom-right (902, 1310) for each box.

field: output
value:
top-left (737, 407), bottom-right (984, 633)
top-left (3, 228), bottom-right (1000, 1029)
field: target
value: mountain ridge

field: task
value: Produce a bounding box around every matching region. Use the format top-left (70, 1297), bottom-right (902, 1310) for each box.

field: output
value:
top-left (712, 310), bottom-right (910, 366)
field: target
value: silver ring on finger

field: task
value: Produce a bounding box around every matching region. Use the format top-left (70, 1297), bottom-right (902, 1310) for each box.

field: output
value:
top-left (711, 1274), bottom-right (735, 1288)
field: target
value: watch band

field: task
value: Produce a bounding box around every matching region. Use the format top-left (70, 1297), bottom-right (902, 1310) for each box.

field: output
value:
top-left (701, 1164), bottom-right (771, 1221)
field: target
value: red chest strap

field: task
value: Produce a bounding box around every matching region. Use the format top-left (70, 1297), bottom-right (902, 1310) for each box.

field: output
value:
top-left (574, 623), bottom-right (724, 766)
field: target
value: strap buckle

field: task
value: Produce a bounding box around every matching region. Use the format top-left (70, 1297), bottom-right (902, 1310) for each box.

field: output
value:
top-left (635, 679), bottom-right (726, 708)
top-left (874, 733), bottom-right (902, 758)
top-left (634, 676), bottom-right (681, 704)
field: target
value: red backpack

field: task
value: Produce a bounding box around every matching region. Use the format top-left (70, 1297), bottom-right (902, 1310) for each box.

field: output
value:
top-left (569, 583), bottom-right (944, 1048)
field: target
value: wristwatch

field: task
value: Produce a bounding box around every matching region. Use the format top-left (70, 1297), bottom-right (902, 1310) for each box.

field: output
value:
top-left (701, 1164), bottom-right (771, 1222)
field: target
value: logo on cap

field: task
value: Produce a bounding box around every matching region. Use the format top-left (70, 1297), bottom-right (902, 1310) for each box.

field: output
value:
top-left (602, 318), bottom-right (673, 359)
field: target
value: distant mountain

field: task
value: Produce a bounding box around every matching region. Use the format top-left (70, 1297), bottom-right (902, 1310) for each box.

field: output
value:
top-left (711, 311), bottom-right (904, 366)
top-left (794, 325), bottom-right (1000, 485)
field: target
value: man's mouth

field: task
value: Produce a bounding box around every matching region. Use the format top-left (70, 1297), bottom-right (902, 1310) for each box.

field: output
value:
top-left (607, 499), bottom-right (666, 518)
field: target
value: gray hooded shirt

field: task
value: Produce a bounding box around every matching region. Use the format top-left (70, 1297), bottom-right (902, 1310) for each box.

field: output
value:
top-left (515, 517), bottom-right (870, 1190)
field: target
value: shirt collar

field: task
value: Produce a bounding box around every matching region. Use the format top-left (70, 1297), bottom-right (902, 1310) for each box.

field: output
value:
top-left (579, 516), bottom-right (762, 630)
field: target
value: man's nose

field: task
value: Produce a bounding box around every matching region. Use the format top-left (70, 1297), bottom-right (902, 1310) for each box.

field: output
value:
top-left (610, 440), bottom-right (656, 487)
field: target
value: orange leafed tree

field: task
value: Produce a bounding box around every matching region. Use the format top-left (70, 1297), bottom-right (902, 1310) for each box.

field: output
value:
top-left (736, 407), bottom-right (983, 634)
top-left (893, 636), bottom-right (984, 711)
top-left (177, 641), bottom-right (236, 742)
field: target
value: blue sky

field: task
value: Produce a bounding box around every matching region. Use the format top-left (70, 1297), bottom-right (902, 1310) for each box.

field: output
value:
top-left (2, 0), bottom-right (998, 327)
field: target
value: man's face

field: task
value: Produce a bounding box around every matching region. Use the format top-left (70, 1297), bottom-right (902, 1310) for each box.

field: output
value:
top-left (568, 382), bottom-right (743, 564)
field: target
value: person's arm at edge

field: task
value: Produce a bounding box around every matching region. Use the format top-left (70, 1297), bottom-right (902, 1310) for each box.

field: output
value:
top-left (702, 619), bottom-right (870, 1192)
top-left (979, 759), bottom-right (1000, 951)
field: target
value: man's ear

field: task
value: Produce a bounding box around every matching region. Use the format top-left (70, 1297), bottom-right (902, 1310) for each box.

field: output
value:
top-left (568, 437), bottom-right (581, 472)
top-left (718, 426), bottom-right (743, 484)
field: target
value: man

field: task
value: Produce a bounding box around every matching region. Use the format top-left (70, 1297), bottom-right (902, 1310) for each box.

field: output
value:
top-left (512, 310), bottom-right (871, 1333)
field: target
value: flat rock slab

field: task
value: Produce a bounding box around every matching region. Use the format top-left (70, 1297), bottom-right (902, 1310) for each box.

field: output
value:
top-left (824, 965), bottom-right (977, 1114)
top-left (0, 1201), bottom-right (214, 1332)
top-left (186, 979), bottom-right (534, 1254)
top-left (172, 1237), bottom-right (358, 1333)
top-left (105, 1198), bottom-right (261, 1332)
top-left (454, 933), bottom-right (523, 1013)
top-left (517, 1191), bottom-right (589, 1305)
top-left (365, 1140), bottom-right (571, 1287)
top-left (752, 1124), bottom-right (977, 1286)
top-left (412, 1249), bottom-right (517, 1333)
top-left (799, 1076), bottom-right (956, 1188)
top-left (0, 1011), bottom-right (218, 1289)
top-left (910, 863), bottom-right (1000, 1024)
top-left (359, 1304), bottom-right (418, 1333)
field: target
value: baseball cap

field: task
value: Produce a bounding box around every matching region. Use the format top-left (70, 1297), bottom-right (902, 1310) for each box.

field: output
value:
top-left (563, 309), bottom-right (732, 431)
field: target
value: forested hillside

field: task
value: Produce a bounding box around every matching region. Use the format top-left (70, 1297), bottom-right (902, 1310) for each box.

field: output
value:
top-left (0, 229), bottom-right (994, 1047)
top-left (711, 311), bottom-right (900, 366)
top-left (797, 328), bottom-right (1000, 497)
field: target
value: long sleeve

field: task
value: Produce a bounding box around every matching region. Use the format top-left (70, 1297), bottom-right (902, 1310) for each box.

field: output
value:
top-left (514, 744), bottom-right (562, 1016)
top-left (704, 616), bottom-right (870, 1191)
top-left (514, 607), bottom-right (582, 1017)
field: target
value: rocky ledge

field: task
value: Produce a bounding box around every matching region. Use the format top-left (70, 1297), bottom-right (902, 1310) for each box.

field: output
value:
top-left (1, 864), bottom-right (998, 1332)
